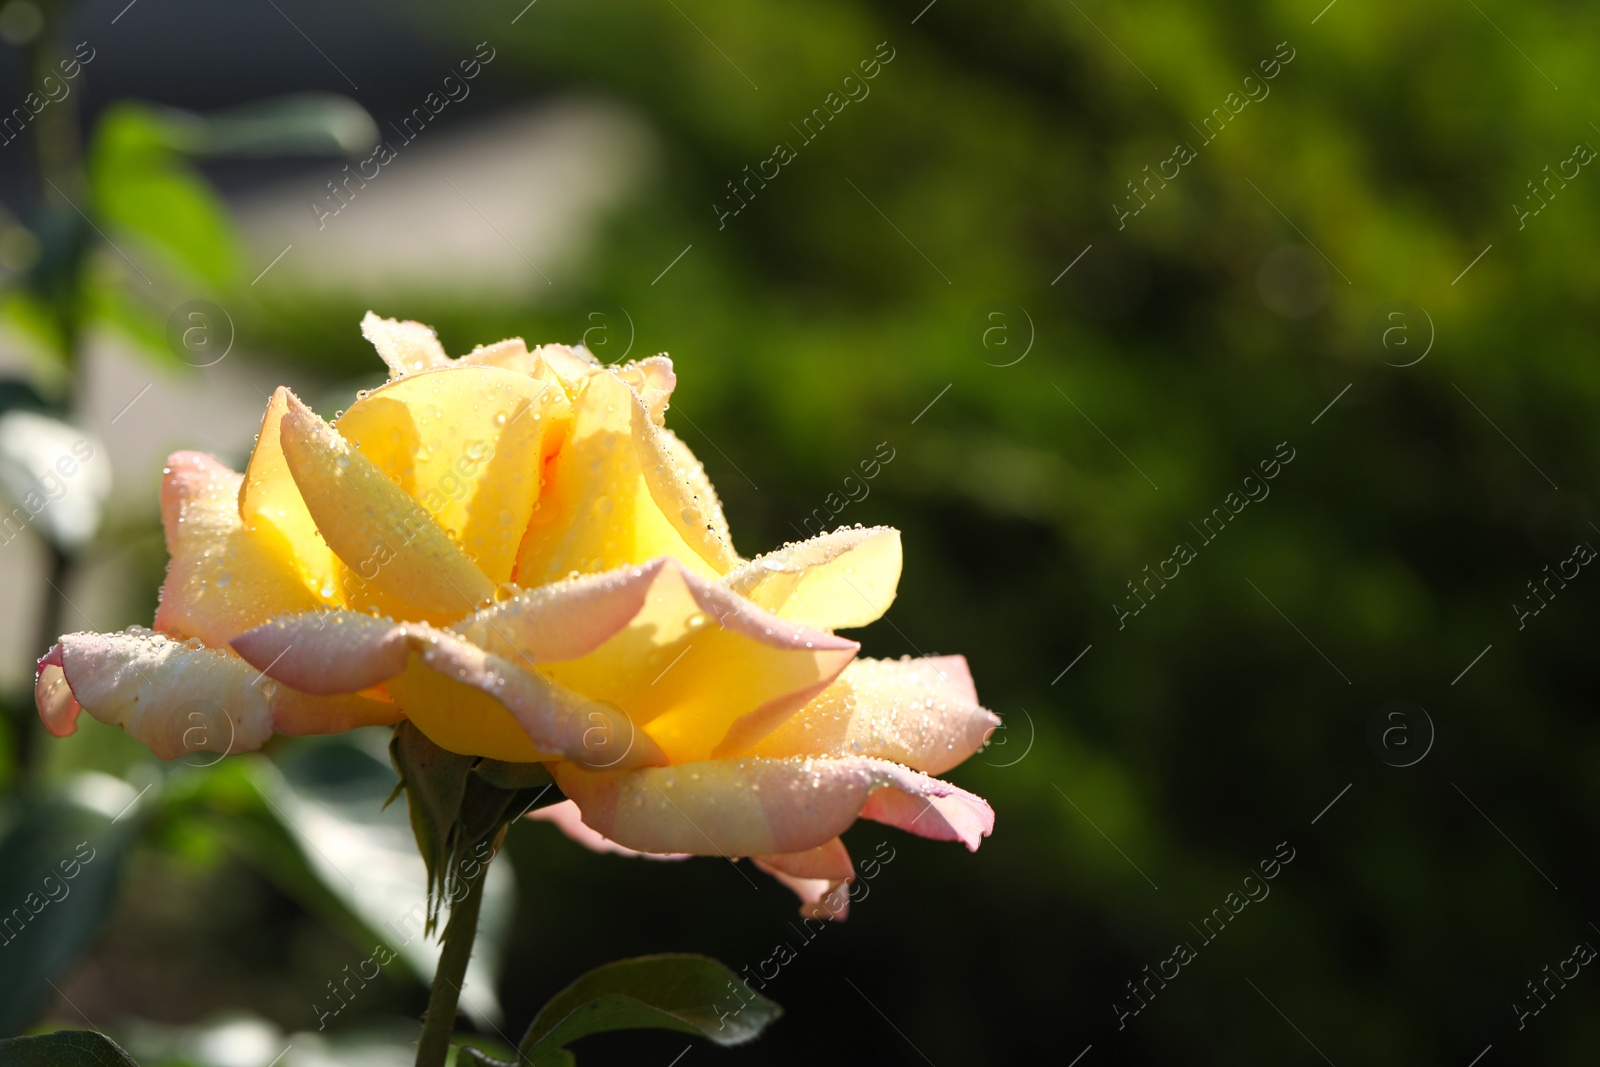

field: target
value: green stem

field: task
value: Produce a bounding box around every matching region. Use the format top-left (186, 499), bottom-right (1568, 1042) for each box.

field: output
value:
top-left (414, 857), bottom-right (491, 1067)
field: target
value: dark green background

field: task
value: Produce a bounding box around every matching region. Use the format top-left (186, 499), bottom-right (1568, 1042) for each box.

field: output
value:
top-left (2, 0), bottom-right (1598, 1063)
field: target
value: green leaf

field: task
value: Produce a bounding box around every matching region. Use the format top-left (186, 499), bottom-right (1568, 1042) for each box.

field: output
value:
top-left (0, 1030), bottom-right (139, 1065)
top-left (86, 103), bottom-right (238, 288)
top-left (516, 954), bottom-right (781, 1062)
top-left (0, 781), bottom-right (137, 1036)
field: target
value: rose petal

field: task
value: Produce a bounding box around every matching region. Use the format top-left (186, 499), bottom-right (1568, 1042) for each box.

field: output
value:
top-left (239, 389), bottom-right (342, 600)
top-left (553, 756), bottom-right (994, 856)
top-left (155, 450), bottom-right (330, 647)
top-left (533, 343), bottom-right (603, 396)
top-left (232, 611), bottom-right (668, 767)
top-left (613, 355), bottom-right (676, 425)
top-left (753, 837), bottom-right (855, 920)
top-left (336, 364), bottom-right (569, 585)
top-left (523, 559), bottom-right (858, 763)
top-left (458, 337), bottom-right (544, 377)
top-left (634, 406), bottom-right (739, 575)
top-left (38, 629), bottom-right (397, 759)
top-left (746, 655), bottom-right (998, 775)
top-left (453, 559), bottom-right (671, 663)
top-left (512, 370), bottom-right (736, 586)
top-left (230, 610), bottom-right (411, 695)
top-left (277, 390), bottom-right (495, 622)
top-left (722, 525), bottom-right (902, 631)
top-left (528, 799), bottom-right (689, 860)
top-left (362, 311), bottom-right (451, 378)
top-left (35, 647), bottom-right (78, 738)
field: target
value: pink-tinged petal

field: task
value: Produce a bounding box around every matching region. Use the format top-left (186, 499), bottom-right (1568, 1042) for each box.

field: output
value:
top-left (528, 800), bottom-right (689, 861)
top-left (362, 311), bottom-right (451, 378)
top-left (927, 653), bottom-right (979, 704)
top-left (553, 756), bottom-right (994, 857)
top-left (268, 687), bottom-right (403, 735)
top-left (529, 559), bottom-right (858, 764)
top-left (753, 837), bottom-right (855, 920)
top-left (38, 628), bottom-right (396, 759)
top-left (452, 560), bottom-right (669, 664)
top-left (277, 390), bottom-right (496, 622)
top-left (35, 646), bottom-right (78, 738)
top-left (231, 610), bottom-right (411, 695)
top-left (746, 655), bottom-right (998, 775)
top-left (723, 526), bottom-right (902, 631)
top-left (232, 611), bottom-right (669, 768)
top-left (614, 355), bottom-right (676, 425)
top-left (859, 782), bottom-right (993, 851)
top-left (155, 450), bottom-right (331, 648)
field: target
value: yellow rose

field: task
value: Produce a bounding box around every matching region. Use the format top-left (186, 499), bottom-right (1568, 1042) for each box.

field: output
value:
top-left (36, 313), bottom-right (996, 915)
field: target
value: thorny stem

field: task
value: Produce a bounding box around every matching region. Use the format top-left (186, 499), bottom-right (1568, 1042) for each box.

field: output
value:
top-left (413, 850), bottom-right (492, 1067)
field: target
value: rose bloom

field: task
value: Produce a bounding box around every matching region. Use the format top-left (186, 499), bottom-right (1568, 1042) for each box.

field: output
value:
top-left (36, 314), bottom-right (996, 915)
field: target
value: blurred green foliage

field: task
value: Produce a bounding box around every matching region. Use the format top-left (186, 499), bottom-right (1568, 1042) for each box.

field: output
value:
top-left (4, 0), bottom-right (1600, 1064)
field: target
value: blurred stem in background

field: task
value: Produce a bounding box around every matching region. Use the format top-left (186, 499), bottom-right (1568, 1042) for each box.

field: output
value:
top-left (9, 0), bottom-right (84, 777)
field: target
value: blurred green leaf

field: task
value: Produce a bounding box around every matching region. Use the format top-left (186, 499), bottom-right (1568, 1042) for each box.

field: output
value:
top-left (0, 293), bottom-right (66, 373)
top-left (0, 777), bottom-right (138, 1036)
top-left (0, 1029), bottom-right (139, 1066)
top-left (85, 103), bottom-right (238, 289)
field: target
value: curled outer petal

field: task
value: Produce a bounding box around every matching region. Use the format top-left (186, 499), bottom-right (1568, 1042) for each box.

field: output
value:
top-left (531, 794), bottom-right (853, 919)
top-left (156, 450), bottom-right (330, 648)
top-left (36, 629), bottom-right (398, 760)
top-left (613, 355), bottom-right (676, 425)
top-left (746, 655), bottom-right (999, 775)
top-left (277, 390), bottom-right (496, 622)
top-left (552, 756), bottom-right (994, 858)
top-left (723, 525), bottom-right (902, 631)
top-left (527, 799), bottom-right (689, 861)
top-left (230, 611), bottom-right (668, 769)
top-left (362, 311), bottom-right (451, 378)
top-left (753, 837), bottom-right (856, 920)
